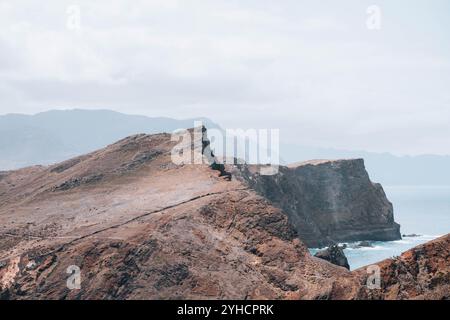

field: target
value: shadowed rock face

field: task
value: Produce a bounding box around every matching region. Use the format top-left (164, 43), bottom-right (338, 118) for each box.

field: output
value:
top-left (232, 159), bottom-right (401, 247)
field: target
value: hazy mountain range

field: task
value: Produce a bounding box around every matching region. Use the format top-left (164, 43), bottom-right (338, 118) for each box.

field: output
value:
top-left (0, 109), bottom-right (448, 186)
top-left (280, 144), bottom-right (450, 186)
top-left (0, 109), bottom-right (219, 170)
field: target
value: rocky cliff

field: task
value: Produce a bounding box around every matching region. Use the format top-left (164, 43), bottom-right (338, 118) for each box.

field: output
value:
top-left (233, 159), bottom-right (401, 247)
top-left (0, 129), bottom-right (358, 299)
top-left (0, 128), bottom-right (446, 300)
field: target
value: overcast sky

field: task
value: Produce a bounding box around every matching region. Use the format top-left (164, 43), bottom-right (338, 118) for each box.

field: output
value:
top-left (0, 0), bottom-right (449, 155)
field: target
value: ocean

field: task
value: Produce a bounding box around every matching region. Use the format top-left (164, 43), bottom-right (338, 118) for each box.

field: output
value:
top-left (310, 186), bottom-right (450, 270)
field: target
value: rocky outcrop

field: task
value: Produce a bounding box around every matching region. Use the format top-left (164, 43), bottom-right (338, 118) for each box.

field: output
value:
top-left (403, 234), bottom-right (421, 238)
top-left (314, 245), bottom-right (350, 270)
top-left (0, 128), bottom-right (446, 300)
top-left (352, 234), bottom-right (450, 300)
top-left (232, 159), bottom-right (401, 247)
top-left (0, 128), bottom-right (358, 300)
top-left (356, 241), bottom-right (373, 248)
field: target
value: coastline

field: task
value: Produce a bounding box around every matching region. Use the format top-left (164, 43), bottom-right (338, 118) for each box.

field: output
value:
top-left (309, 234), bottom-right (441, 270)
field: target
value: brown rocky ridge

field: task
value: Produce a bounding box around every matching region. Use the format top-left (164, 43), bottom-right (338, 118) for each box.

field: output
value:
top-left (0, 127), bottom-right (448, 299)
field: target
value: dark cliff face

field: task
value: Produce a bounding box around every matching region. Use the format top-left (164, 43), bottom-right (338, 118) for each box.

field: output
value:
top-left (232, 159), bottom-right (401, 247)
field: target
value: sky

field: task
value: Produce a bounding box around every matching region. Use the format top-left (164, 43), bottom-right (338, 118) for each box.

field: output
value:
top-left (0, 0), bottom-right (449, 155)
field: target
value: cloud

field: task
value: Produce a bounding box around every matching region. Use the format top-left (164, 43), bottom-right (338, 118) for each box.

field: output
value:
top-left (0, 0), bottom-right (449, 155)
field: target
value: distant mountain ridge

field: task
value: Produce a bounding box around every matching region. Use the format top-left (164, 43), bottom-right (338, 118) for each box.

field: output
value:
top-left (0, 109), bottom-right (448, 186)
top-left (280, 144), bottom-right (450, 186)
top-left (0, 109), bottom-right (219, 170)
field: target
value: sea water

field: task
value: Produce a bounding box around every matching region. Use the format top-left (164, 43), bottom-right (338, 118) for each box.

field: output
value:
top-left (309, 186), bottom-right (450, 270)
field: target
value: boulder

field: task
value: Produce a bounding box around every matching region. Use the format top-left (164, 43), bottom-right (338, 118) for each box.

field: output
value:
top-left (402, 233), bottom-right (421, 238)
top-left (314, 245), bottom-right (350, 270)
top-left (357, 241), bottom-right (373, 247)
